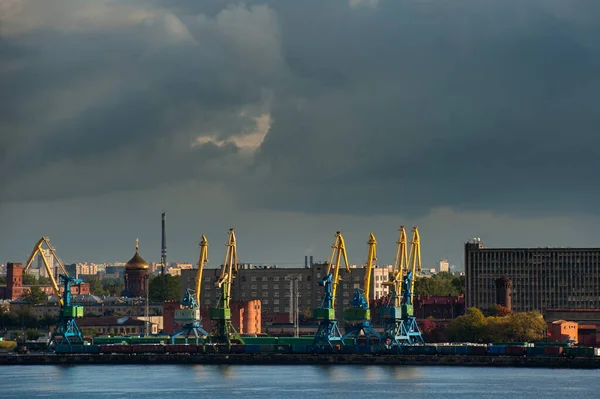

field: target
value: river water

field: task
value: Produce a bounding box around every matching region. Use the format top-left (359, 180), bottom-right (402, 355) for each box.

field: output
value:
top-left (0, 365), bottom-right (596, 398)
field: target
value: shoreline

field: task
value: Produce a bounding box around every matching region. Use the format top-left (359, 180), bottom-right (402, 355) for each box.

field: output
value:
top-left (2, 353), bottom-right (600, 368)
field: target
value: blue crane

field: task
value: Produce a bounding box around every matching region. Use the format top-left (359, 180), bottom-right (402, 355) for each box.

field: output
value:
top-left (342, 233), bottom-right (381, 345)
top-left (50, 274), bottom-right (85, 349)
top-left (313, 231), bottom-right (350, 351)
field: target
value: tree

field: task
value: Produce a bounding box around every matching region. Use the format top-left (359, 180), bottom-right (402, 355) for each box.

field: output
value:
top-left (21, 285), bottom-right (47, 305)
top-left (446, 307), bottom-right (487, 343)
top-left (414, 272), bottom-right (465, 297)
top-left (85, 276), bottom-right (107, 296)
top-left (504, 311), bottom-right (546, 342)
top-left (149, 274), bottom-right (180, 302)
top-left (101, 278), bottom-right (124, 296)
top-left (0, 275), bottom-right (6, 284)
top-left (22, 273), bottom-right (39, 285)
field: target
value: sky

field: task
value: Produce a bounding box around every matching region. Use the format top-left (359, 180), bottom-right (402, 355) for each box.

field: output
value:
top-left (1, 0), bottom-right (600, 270)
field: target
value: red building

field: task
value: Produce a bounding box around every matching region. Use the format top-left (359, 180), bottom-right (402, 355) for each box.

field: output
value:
top-left (162, 300), bottom-right (261, 335)
top-left (0, 262), bottom-right (90, 300)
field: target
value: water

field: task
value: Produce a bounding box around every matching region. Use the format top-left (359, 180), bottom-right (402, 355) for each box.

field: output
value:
top-left (0, 365), bottom-right (597, 398)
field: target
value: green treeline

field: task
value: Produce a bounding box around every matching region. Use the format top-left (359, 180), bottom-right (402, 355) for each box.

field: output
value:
top-left (414, 272), bottom-right (465, 296)
top-left (446, 307), bottom-right (547, 343)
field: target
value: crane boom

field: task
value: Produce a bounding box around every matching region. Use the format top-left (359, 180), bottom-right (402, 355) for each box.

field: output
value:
top-left (23, 237), bottom-right (71, 307)
top-left (327, 231), bottom-right (350, 309)
top-left (195, 235), bottom-right (208, 306)
top-left (406, 226), bottom-right (422, 305)
top-left (362, 233), bottom-right (377, 301)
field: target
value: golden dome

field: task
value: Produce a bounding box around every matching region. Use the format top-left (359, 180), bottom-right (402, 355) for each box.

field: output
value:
top-left (126, 238), bottom-right (149, 270)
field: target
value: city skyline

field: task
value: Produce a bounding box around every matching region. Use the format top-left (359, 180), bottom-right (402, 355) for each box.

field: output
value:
top-left (2, 2), bottom-right (600, 271)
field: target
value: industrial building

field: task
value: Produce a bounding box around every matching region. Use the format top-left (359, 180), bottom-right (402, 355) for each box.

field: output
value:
top-left (465, 239), bottom-right (600, 312)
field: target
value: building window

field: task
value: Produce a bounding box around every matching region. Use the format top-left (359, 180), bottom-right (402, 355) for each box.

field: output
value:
top-left (273, 284), bottom-right (279, 290)
top-left (262, 277), bottom-right (268, 282)
top-left (263, 299), bottom-right (269, 305)
top-left (251, 277), bottom-right (257, 282)
top-left (261, 284), bottom-right (268, 290)
top-left (273, 277), bottom-right (280, 281)
top-left (274, 299), bottom-right (280, 305)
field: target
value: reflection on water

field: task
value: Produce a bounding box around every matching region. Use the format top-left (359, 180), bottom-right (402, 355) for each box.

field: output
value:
top-left (1, 365), bottom-right (599, 398)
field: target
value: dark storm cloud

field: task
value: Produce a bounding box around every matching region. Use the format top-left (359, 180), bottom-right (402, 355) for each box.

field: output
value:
top-left (0, 2), bottom-right (283, 200)
top-left (245, 0), bottom-right (600, 216)
top-left (2, 0), bottom-right (600, 217)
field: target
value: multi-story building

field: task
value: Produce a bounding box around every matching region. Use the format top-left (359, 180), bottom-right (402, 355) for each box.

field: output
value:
top-left (180, 263), bottom-right (393, 322)
top-left (465, 239), bottom-right (600, 312)
top-left (438, 259), bottom-right (449, 273)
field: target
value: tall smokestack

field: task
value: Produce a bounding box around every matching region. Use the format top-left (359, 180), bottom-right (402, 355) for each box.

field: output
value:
top-left (161, 212), bottom-right (167, 277)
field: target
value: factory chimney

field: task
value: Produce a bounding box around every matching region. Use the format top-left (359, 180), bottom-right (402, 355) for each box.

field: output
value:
top-left (309, 255), bottom-right (314, 268)
top-left (161, 212), bottom-right (167, 277)
top-left (304, 255), bottom-right (308, 269)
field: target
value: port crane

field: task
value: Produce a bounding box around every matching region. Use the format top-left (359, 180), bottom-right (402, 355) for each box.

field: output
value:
top-left (23, 237), bottom-right (70, 306)
top-left (209, 228), bottom-right (244, 346)
top-left (313, 231), bottom-right (350, 351)
top-left (380, 226), bottom-right (424, 346)
top-left (342, 233), bottom-right (381, 345)
top-left (50, 274), bottom-right (85, 349)
top-left (170, 235), bottom-right (210, 344)
top-left (402, 226), bottom-right (424, 344)
top-left (22, 237), bottom-right (85, 349)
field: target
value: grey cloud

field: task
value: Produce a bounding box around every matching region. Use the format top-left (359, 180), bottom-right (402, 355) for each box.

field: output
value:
top-left (2, 0), bottom-right (600, 219)
top-left (0, 2), bottom-right (284, 201)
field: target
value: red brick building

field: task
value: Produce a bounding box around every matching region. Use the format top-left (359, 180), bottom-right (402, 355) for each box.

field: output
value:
top-left (0, 262), bottom-right (90, 300)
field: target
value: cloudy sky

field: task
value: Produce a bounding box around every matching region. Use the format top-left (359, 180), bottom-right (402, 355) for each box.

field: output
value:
top-left (1, 0), bottom-right (600, 270)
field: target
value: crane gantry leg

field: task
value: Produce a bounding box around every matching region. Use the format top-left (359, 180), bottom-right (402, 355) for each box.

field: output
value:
top-left (342, 233), bottom-right (380, 346)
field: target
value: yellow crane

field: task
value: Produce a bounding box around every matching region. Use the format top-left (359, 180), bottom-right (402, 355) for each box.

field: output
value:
top-left (384, 226), bottom-right (409, 308)
top-left (209, 228), bottom-right (244, 346)
top-left (23, 237), bottom-right (71, 306)
top-left (342, 233), bottom-right (381, 345)
top-left (171, 235), bottom-right (210, 344)
top-left (313, 231), bottom-right (351, 350)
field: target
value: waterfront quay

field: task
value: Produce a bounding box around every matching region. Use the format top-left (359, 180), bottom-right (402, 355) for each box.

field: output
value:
top-left (3, 353), bottom-right (600, 369)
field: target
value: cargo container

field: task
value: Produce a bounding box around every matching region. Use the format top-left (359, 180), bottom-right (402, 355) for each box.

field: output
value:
top-left (453, 345), bottom-right (469, 355)
top-left (488, 346), bottom-right (506, 355)
top-left (466, 345), bottom-right (487, 356)
top-left (505, 346), bottom-right (526, 356)
top-left (99, 344), bottom-right (132, 354)
top-left (564, 347), bottom-right (596, 357)
top-left (131, 344), bottom-right (165, 354)
top-left (244, 344), bottom-right (261, 354)
top-left (165, 344), bottom-right (199, 354)
top-left (291, 344), bottom-right (310, 354)
top-left (229, 344), bottom-right (246, 354)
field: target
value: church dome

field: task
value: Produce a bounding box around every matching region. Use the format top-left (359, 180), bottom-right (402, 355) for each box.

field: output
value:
top-left (126, 238), bottom-right (149, 270)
